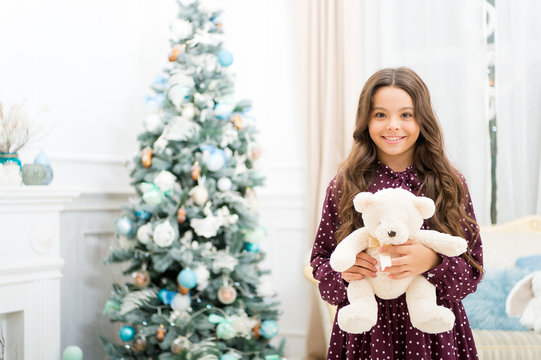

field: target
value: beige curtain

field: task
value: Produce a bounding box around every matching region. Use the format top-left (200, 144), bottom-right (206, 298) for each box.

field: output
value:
top-left (302, 0), bottom-right (362, 358)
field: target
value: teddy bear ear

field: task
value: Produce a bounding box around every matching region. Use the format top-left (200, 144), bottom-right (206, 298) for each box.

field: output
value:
top-left (353, 192), bottom-right (373, 213)
top-left (413, 196), bottom-right (435, 219)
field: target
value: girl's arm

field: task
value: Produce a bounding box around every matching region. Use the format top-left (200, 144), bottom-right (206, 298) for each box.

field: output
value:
top-left (310, 177), bottom-right (348, 306)
top-left (421, 178), bottom-right (483, 302)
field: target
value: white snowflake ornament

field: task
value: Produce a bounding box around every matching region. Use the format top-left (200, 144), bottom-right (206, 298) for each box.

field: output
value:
top-left (153, 220), bottom-right (177, 247)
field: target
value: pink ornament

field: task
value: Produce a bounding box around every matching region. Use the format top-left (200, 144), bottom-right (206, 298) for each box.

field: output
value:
top-left (217, 285), bottom-right (237, 304)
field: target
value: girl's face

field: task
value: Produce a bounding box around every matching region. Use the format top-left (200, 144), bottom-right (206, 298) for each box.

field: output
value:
top-left (368, 86), bottom-right (420, 171)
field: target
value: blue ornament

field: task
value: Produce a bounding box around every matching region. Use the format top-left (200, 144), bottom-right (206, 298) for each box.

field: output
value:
top-left (119, 325), bottom-right (136, 342)
top-left (158, 289), bottom-right (177, 305)
top-left (135, 210), bottom-right (152, 221)
top-left (177, 268), bottom-right (197, 289)
top-left (33, 150), bottom-right (53, 185)
top-left (116, 216), bottom-right (135, 237)
top-left (214, 102), bottom-right (234, 120)
top-left (217, 50), bottom-right (234, 67)
top-left (260, 320), bottom-right (279, 339)
top-left (244, 242), bottom-right (259, 253)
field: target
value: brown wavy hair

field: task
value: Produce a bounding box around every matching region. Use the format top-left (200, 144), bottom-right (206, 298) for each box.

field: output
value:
top-left (335, 67), bottom-right (483, 275)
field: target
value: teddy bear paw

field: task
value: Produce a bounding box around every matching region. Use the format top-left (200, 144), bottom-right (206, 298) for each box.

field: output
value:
top-left (337, 304), bottom-right (377, 334)
top-left (410, 306), bottom-right (455, 334)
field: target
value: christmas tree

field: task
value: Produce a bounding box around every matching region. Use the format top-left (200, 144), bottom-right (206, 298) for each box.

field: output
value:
top-left (100, 1), bottom-right (283, 358)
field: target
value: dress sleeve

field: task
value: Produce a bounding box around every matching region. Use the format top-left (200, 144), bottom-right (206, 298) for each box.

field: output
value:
top-left (310, 177), bottom-right (348, 306)
top-left (423, 175), bottom-right (484, 303)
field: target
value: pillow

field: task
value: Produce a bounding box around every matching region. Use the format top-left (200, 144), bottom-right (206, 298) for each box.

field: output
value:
top-left (463, 267), bottom-right (530, 330)
top-left (516, 255), bottom-right (541, 271)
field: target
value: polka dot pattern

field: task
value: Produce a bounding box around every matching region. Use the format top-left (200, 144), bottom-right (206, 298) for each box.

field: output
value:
top-left (310, 162), bottom-right (483, 359)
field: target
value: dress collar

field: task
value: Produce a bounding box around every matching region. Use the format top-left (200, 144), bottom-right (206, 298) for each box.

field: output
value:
top-left (376, 161), bottom-right (422, 193)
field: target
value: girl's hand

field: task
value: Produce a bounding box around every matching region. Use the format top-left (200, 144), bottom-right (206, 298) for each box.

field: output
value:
top-left (342, 252), bottom-right (378, 282)
top-left (379, 239), bottom-right (442, 280)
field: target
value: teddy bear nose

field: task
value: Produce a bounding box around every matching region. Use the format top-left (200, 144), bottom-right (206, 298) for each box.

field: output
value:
top-left (388, 231), bottom-right (396, 237)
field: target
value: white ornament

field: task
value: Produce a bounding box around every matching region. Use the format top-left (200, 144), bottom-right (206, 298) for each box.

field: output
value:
top-left (136, 223), bottom-right (153, 244)
top-left (194, 265), bottom-right (210, 291)
top-left (217, 177), bottom-right (232, 191)
top-left (170, 19), bottom-right (193, 40)
top-left (190, 185), bottom-right (209, 205)
top-left (0, 163), bottom-right (21, 186)
top-left (203, 151), bottom-right (225, 172)
top-left (212, 251), bottom-right (239, 273)
top-left (153, 221), bottom-right (177, 247)
top-left (191, 203), bottom-right (238, 238)
top-left (154, 170), bottom-right (178, 192)
top-left (229, 311), bottom-right (258, 339)
top-left (181, 103), bottom-right (196, 119)
top-left (171, 293), bottom-right (191, 312)
top-left (143, 113), bottom-right (163, 133)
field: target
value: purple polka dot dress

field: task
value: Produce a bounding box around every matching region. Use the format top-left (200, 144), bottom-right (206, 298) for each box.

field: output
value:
top-left (310, 162), bottom-right (483, 360)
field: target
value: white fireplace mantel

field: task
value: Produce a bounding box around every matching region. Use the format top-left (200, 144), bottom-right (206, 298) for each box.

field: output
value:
top-left (0, 186), bottom-right (80, 359)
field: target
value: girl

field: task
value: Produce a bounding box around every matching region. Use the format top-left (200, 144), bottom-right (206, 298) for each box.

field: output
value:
top-left (310, 67), bottom-right (483, 360)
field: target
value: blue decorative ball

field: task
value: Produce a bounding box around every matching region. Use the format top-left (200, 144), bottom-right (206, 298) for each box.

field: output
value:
top-left (116, 217), bottom-right (135, 237)
top-left (245, 242), bottom-right (259, 253)
top-left (158, 289), bottom-right (177, 305)
top-left (260, 320), bottom-right (279, 339)
top-left (135, 210), bottom-right (152, 221)
top-left (217, 50), bottom-right (234, 67)
top-left (119, 325), bottom-right (136, 342)
top-left (177, 268), bottom-right (198, 289)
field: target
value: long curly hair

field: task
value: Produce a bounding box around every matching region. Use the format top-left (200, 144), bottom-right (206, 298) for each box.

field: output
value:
top-left (335, 67), bottom-right (483, 274)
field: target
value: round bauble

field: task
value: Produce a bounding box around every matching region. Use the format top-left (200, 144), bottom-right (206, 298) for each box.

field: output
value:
top-left (216, 321), bottom-right (236, 340)
top-left (244, 242), bottom-right (259, 253)
top-left (204, 152), bottom-right (225, 171)
top-left (135, 210), bottom-right (152, 221)
top-left (177, 268), bottom-right (197, 289)
top-left (62, 346), bottom-right (83, 360)
top-left (244, 227), bottom-right (266, 244)
top-left (116, 217), bottom-right (135, 237)
top-left (260, 320), bottom-right (279, 339)
top-left (217, 50), bottom-right (234, 67)
top-left (158, 289), bottom-right (177, 305)
top-left (190, 185), bottom-right (209, 205)
top-left (153, 221), bottom-right (177, 247)
top-left (170, 336), bottom-right (190, 354)
top-left (217, 285), bottom-right (237, 305)
top-left (136, 223), bottom-right (153, 244)
top-left (171, 293), bottom-right (191, 312)
top-left (217, 177), bottom-right (232, 191)
top-left (157, 324), bottom-right (166, 342)
top-left (119, 326), bottom-right (136, 342)
top-left (142, 188), bottom-right (163, 206)
top-left (131, 334), bottom-right (147, 352)
top-left (133, 270), bottom-right (150, 288)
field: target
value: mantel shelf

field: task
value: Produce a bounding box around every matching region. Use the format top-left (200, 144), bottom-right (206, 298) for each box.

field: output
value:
top-left (0, 186), bottom-right (81, 211)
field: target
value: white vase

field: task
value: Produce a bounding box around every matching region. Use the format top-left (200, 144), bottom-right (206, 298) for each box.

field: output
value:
top-left (0, 162), bottom-right (22, 186)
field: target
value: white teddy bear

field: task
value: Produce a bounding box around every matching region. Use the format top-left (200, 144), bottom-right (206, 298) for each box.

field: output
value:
top-left (329, 188), bottom-right (468, 334)
top-left (506, 271), bottom-right (541, 332)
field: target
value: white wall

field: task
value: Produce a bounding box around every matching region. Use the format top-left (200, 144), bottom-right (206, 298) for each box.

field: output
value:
top-left (1, 0), bottom-right (309, 358)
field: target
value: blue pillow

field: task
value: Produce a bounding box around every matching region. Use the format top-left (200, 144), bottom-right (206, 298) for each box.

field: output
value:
top-left (463, 267), bottom-right (530, 330)
top-left (516, 255), bottom-right (541, 271)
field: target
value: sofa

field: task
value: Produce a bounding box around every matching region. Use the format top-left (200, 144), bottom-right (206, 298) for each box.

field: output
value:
top-left (304, 215), bottom-right (541, 360)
